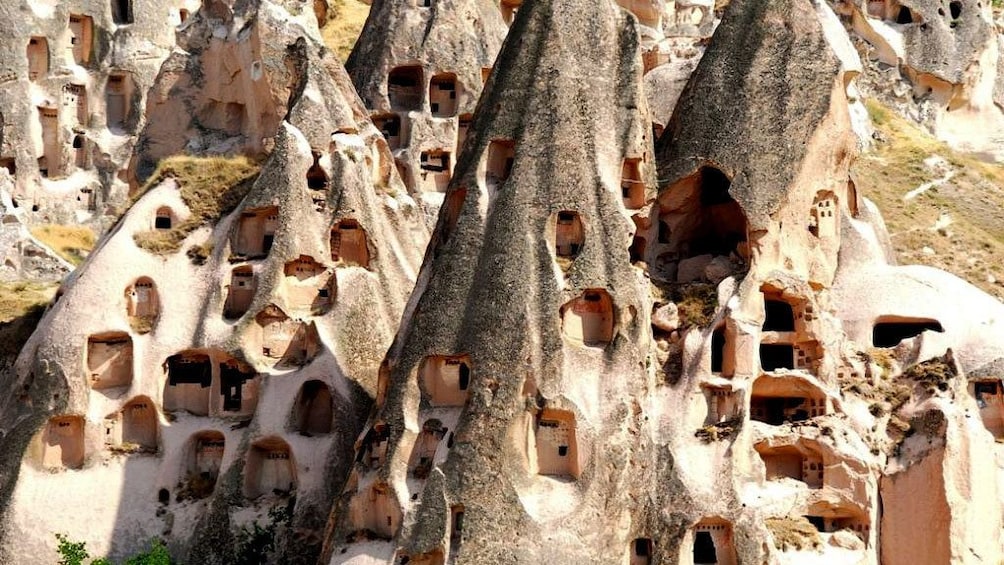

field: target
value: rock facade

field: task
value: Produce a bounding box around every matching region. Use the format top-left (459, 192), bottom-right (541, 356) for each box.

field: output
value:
top-left (0, 0), bottom-right (195, 227)
top-left (0, 0), bottom-right (1001, 564)
top-left (0, 1), bottom-right (427, 562)
top-left (345, 0), bottom-right (507, 224)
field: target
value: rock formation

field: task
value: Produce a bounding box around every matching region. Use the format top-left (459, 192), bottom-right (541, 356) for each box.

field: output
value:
top-left (832, 0), bottom-right (1004, 158)
top-left (834, 213), bottom-right (1004, 563)
top-left (649, 0), bottom-right (1004, 563)
top-left (637, 1), bottom-right (718, 141)
top-left (321, 0), bottom-right (675, 562)
top-left (0, 1), bottom-right (427, 562)
top-left (0, 0), bottom-right (1001, 563)
top-left (0, 0), bottom-right (195, 226)
top-left (127, 0), bottom-right (306, 189)
top-left (0, 172), bottom-right (74, 283)
top-left (345, 0), bottom-right (507, 223)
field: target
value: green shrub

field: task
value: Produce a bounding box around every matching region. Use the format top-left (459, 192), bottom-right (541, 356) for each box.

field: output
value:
top-left (55, 533), bottom-right (89, 565)
top-left (54, 535), bottom-right (172, 565)
top-left (124, 540), bottom-right (171, 565)
top-left (234, 502), bottom-right (293, 565)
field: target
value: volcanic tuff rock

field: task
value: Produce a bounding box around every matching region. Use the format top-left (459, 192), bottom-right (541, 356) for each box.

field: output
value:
top-left (322, 0), bottom-right (679, 562)
top-left (638, 0), bottom-right (715, 137)
top-left (0, 172), bottom-right (74, 283)
top-left (832, 0), bottom-right (1004, 157)
top-left (345, 0), bottom-right (507, 222)
top-left (128, 0), bottom-right (311, 189)
top-left (0, 0), bottom-right (427, 562)
top-left (651, 0), bottom-right (1004, 563)
top-left (0, 0), bottom-right (1003, 563)
top-left (831, 200), bottom-right (1004, 563)
top-left (655, 0), bottom-right (854, 286)
top-left (0, 0), bottom-right (195, 227)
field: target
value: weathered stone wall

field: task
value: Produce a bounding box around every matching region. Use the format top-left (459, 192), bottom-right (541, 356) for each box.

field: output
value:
top-left (0, 0), bottom-right (194, 227)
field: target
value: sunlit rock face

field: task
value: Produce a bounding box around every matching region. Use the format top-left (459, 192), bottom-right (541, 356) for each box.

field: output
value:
top-left (0, 0), bottom-right (1002, 563)
top-left (833, 0), bottom-right (1004, 159)
top-left (0, 0), bottom-right (197, 227)
top-left (0, 1), bottom-right (427, 562)
top-left (345, 0), bottom-right (507, 224)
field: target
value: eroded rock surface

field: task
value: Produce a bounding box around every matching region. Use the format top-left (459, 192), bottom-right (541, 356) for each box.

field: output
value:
top-left (346, 0), bottom-right (507, 223)
top-left (0, 1), bottom-right (427, 562)
top-left (0, 0), bottom-right (194, 226)
top-left (832, 0), bottom-right (1004, 157)
top-left (0, 0), bottom-right (1001, 564)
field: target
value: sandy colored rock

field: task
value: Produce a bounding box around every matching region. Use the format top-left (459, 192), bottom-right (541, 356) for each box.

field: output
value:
top-left (0, 0), bottom-right (194, 227)
top-left (653, 301), bottom-right (680, 332)
top-left (346, 0), bottom-right (507, 222)
top-left (320, 0), bottom-right (697, 563)
top-left (678, 253), bottom-right (714, 283)
top-left (0, 1), bottom-right (427, 562)
top-left (835, 0), bottom-right (1004, 158)
top-left (0, 0), bottom-right (1000, 564)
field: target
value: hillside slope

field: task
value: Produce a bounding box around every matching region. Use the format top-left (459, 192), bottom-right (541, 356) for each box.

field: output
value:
top-left (854, 99), bottom-right (1004, 301)
top-left (321, 0), bottom-right (371, 60)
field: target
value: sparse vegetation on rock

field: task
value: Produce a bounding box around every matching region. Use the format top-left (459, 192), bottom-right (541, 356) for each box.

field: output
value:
top-left (2, 0), bottom-right (1004, 563)
top-left (652, 281), bottom-right (719, 329)
top-left (320, 0), bottom-right (371, 61)
top-left (855, 100), bottom-right (1004, 300)
top-left (766, 516), bottom-right (823, 551)
top-left (132, 156), bottom-right (261, 255)
top-left (29, 226), bottom-right (95, 266)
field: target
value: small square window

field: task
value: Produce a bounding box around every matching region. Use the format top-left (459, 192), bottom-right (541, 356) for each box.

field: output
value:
top-left (976, 382), bottom-right (998, 396)
top-left (634, 539), bottom-right (651, 556)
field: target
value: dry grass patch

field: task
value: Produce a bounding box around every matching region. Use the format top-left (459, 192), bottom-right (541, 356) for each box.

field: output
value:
top-left (766, 517), bottom-right (822, 551)
top-left (855, 99), bottom-right (1004, 300)
top-left (30, 225), bottom-right (95, 265)
top-left (865, 347), bottom-right (894, 374)
top-left (903, 356), bottom-right (957, 394)
top-left (650, 282), bottom-right (718, 329)
top-left (320, 0), bottom-right (371, 61)
top-left (0, 281), bottom-right (57, 357)
top-left (695, 418), bottom-right (741, 442)
top-left (128, 315), bottom-right (156, 335)
top-left (843, 349), bottom-right (910, 411)
top-left (0, 282), bottom-right (56, 324)
top-left (132, 156), bottom-right (260, 257)
top-left (108, 442), bottom-right (156, 455)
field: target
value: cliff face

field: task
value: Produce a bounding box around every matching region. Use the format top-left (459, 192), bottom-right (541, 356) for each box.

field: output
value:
top-left (0, 0), bottom-right (1003, 563)
top-left (345, 0), bottom-right (507, 223)
top-left (833, 0), bottom-right (1004, 158)
top-left (0, 0), bottom-right (195, 226)
top-left (321, 0), bottom-right (686, 563)
top-left (128, 0), bottom-right (299, 189)
top-left (0, 1), bottom-right (427, 562)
